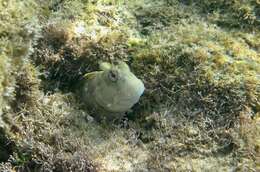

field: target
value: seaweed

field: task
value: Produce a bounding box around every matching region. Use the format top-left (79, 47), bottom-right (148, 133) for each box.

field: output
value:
top-left (0, 0), bottom-right (259, 171)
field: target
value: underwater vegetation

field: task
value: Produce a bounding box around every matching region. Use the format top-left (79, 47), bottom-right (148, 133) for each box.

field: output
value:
top-left (0, 0), bottom-right (259, 171)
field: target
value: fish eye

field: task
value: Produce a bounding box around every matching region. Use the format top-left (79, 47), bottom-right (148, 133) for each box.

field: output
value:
top-left (108, 70), bottom-right (119, 82)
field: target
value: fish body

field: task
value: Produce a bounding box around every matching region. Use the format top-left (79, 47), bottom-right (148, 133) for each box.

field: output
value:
top-left (81, 61), bottom-right (145, 115)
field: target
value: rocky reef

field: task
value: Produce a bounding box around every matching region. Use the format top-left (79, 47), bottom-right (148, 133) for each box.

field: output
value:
top-left (0, 0), bottom-right (259, 171)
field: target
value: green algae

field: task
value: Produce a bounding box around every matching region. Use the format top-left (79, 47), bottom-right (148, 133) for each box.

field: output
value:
top-left (0, 0), bottom-right (259, 171)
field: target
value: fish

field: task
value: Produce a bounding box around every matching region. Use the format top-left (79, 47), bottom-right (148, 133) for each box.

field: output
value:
top-left (81, 60), bottom-right (145, 116)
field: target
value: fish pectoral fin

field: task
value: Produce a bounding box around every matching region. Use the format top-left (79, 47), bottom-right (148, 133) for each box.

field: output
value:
top-left (83, 71), bottom-right (100, 80)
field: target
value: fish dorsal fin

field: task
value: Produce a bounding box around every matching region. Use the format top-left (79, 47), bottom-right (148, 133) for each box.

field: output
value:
top-left (99, 62), bottom-right (111, 71)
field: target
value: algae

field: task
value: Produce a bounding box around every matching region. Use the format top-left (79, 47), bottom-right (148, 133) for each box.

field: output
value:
top-left (0, 0), bottom-right (259, 171)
